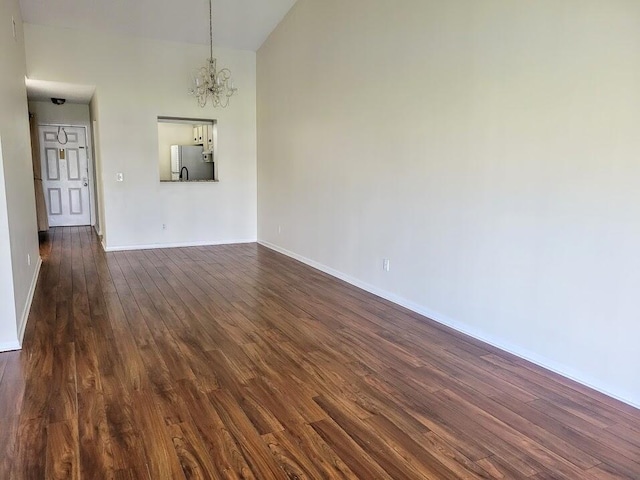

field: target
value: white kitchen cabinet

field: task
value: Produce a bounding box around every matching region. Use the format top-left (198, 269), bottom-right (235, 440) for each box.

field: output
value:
top-left (203, 124), bottom-right (214, 153)
top-left (191, 122), bottom-right (216, 159)
top-left (193, 124), bottom-right (213, 150)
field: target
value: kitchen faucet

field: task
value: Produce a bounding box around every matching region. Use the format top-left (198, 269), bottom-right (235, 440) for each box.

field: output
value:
top-left (180, 166), bottom-right (189, 181)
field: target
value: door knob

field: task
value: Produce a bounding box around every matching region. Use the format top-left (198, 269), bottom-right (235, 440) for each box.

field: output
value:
top-left (82, 177), bottom-right (88, 187)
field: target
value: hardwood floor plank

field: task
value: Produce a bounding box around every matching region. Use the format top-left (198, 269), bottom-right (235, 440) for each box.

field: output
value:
top-left (77, 389), bottom-right (115, 480)
top-left (606, 422), bottom-right (640, 449)
top-left (46, 419), bottom-right (80, 480)
top-left (443, 382), bottom-right (601, 470)
top-left (267, 423), bottom-right (361, 479)
top-left (482, 353), bottom-right (640, 431)
top-left (314, 393), bottom-right (444, 479)
top-left (0, 417), bottom-right (18, 478)
top-left (491, 392), bottom-right (640, 479)
top-left (363, 413), bottom-right (483, 479)
top-left (19, 369), bottom-right (53, 420)
top-left (131, 390), bottom-right (185, 480)
top-left (101, 374), bottom-right (151, 478)
top-left (208, 388), bottom-right (288, 479)
top-left (418, 431), bottom-right (497, 480)
top-left (475, 454), bottom-right (534, 479)
top-left (176, 378), bottom-right (257, 478)
top-left (585, 462), bottom-right (634, 480)
top-left (261, 431), bottom-right (327, 479)
top-left (0, 226), bottom-right (638, 479)
top-left (244, 377), bottom-right (327, 426)
top-left (357, 368), bottom-right (495, 462)
top-left (49, 342), bottom-right (77, 423)
top-left (167, 422), bottom-right (223, 480)
top-left (310, 418), bottom-right (395, 480)
top-left (233, 387), bottom-right (285, 436)
top-left (529, 398), bottom-right (640, 465)
top-left (11, 416), bottom-right (48, 479)
top-left (434, 388), bottom-right (602, 480)
top-left (0, 352), bottom-right (25, 421)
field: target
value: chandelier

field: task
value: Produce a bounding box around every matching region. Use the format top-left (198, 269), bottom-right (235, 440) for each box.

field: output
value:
top-left (189, 0), bottom-right (237, 108)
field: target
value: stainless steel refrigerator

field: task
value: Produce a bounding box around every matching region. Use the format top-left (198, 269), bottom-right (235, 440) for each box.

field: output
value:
top-left (170, 145), bottom-right (214, 181)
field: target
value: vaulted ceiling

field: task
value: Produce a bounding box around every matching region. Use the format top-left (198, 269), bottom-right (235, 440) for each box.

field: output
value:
top-left (19, 0), bottom-right (297, 51)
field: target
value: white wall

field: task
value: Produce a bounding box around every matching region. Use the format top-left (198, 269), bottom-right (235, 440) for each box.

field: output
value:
top-left (258, 0), bottom-right (640, 406)
top-left (25, 24), bottom-right (257, 250)
top-left (28, 100), bottom-right (97, 229)
top-left (0, 138), bottom-right (18, 350)
top-left (0, 0), bottom-right (41, 349)
top-left (90, 95), bottom-right (106, 237)
top-left (28, 100), bottom-right (91, 127)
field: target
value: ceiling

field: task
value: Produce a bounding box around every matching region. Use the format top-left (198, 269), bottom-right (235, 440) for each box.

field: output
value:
top-left (25, 79), bottom-right (95, 104)
top-left (18, 0), bottom-right (297, 51)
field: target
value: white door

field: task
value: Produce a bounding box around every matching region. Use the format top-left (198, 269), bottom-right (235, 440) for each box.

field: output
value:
top-left (40, 126), bottom-right (91, 226)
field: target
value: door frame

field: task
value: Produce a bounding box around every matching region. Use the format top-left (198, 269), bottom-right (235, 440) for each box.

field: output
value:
top-left (39, 123), bottom-right (97, 229)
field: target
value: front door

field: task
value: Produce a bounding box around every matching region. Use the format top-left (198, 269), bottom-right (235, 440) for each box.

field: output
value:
top-left (40, 126), bottom-right (91, 226)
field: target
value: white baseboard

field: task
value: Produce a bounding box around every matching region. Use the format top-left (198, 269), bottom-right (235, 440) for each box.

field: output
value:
top-left (103, 238), bottom-right (257, 252)
top-left (17, 256), bottom-right (43, 347)
top-left (259, 240), bottom-right (640, 410)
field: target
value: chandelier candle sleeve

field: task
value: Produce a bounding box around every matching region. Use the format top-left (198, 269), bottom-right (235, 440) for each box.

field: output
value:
top-left (189, 0), bottom-right (238, 108)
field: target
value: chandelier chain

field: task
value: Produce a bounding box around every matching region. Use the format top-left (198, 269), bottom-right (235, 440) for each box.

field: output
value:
top-left (209, 0), bottom-right (213, 60)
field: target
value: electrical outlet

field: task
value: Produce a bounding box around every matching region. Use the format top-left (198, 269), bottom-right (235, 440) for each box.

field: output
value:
top-left (162, 224), bottom-right (167, 230)
top-left (116, 172), bottom-right (124, 182)
top-left (383, 258), bottom-right (390, 272)
top-left (27, 253), bottom-right (31, 266)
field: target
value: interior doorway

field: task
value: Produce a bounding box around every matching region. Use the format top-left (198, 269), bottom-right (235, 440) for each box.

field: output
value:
top-left (39, 125), bottom-right (92, 226)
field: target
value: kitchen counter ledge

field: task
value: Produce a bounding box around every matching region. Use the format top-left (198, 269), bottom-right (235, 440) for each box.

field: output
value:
top-left (160, 179), bottom-right (219, 183)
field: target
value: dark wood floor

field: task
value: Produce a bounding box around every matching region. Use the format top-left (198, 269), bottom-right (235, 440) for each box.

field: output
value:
top-left (0, 227), bottom-right (638, 479)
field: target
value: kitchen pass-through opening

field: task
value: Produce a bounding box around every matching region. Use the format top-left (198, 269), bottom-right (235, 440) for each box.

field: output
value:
top-left (157, 116), bottom-right (218, 182)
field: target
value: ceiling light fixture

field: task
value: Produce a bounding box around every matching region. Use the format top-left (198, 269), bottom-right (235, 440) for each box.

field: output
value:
top-left (189, 0), bottom-right (237, 108)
